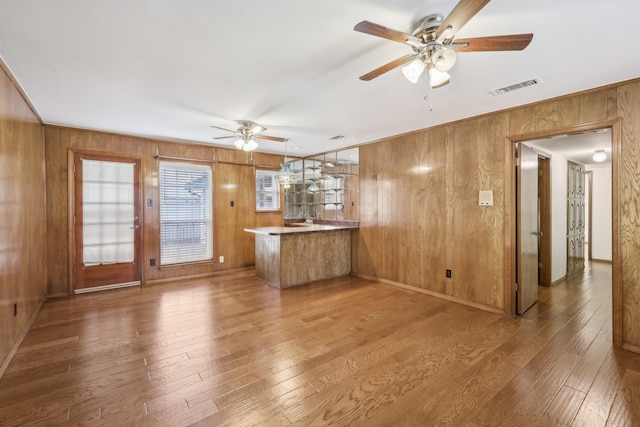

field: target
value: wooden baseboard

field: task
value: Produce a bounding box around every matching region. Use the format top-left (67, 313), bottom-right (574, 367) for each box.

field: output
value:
top-left (0, 295), bottom-right (47, 379)
top-left (47, 292), bottom-right (71, 299)
top-left (145, 266), bottom-right (255, 285)
top-left (551, 275), bottom-right (567, 286)
top-left (622, 342), bottom-right (640, 355)
top-left (591, 258), bottom-right (613, 264)
top-left (353, 273), bottom-right (506, 316)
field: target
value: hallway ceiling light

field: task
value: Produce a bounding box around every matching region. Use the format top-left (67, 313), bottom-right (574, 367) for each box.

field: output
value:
top-left (592, 149), bottom-right (607, 163)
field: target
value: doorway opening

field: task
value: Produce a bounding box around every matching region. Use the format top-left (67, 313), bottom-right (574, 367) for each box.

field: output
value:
top-left (525, 129), bottom-right (612, 285)
top-left (506, 119), bottom-right (621, 345)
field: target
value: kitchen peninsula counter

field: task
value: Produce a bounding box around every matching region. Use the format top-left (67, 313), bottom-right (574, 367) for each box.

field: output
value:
top-left (244, 223), bottom-right (357, 288)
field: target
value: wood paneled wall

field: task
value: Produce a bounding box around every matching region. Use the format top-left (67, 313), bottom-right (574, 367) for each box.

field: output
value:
top-left (44, 127), bottom-right (283, 296)
top-left (354, 80), bottom-right (640, 352)
top-left (354, 115), bottom-right (506, 311)
top-left (0, 66), bottom-right (46, 372)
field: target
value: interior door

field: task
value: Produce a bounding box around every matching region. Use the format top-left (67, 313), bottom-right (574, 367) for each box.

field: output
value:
top-left (517, 143), bottom-right (539, 314)
top-left (538, 156), bottom-right (551, 286)
top-left (73, 153), bottom-right (142, 293)
top-left (567, 161), bottom-right (586, 275)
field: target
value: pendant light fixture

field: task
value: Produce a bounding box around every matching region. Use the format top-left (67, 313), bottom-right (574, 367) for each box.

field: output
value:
top-left (277, 139), bottom-right (297, 188)
top-left (307, 181), bottom-right (320, 192)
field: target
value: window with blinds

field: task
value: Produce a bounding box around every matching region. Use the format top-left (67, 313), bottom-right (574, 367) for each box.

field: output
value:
top-left (256, 170), bottom-right (280, 211)
top-left (159, 162), bottom-right (213, 265)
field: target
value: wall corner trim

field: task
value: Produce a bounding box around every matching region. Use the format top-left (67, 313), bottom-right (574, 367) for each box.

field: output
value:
top-left (0, 295), bottom-right (47, 379)
top-left (0, 55), bottom-right (44, 124)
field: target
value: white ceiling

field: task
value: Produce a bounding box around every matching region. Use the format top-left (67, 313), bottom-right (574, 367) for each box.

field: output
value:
top-left (526, 129), bottom-right (612, 166)
top-left (1, 0), bottom-right (639, 157)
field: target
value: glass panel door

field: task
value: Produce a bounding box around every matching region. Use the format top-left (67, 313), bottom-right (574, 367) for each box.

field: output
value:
top-left (73, 153), bottom-right (141, 292)
top-left (82, 159), bottom-right (135, 265)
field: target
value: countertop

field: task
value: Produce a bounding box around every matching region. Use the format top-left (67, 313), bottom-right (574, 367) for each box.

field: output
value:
top-left (244, 224), bottom-right (358, 236)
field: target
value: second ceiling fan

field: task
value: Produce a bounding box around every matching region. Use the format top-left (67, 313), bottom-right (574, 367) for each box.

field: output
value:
top-left (354, 0), bottom-right (533, 87)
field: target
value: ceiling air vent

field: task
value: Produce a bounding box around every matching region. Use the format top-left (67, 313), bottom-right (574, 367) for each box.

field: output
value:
top-left (488, 77), bottom-right (542, 96)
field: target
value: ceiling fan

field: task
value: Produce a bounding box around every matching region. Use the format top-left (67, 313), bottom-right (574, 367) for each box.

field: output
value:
top-left (211, 120), bottom-right (287, 151)
top-left (354, 0), bottom-right (533, 87)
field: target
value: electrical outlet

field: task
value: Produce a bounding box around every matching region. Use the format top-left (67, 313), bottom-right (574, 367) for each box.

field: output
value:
top-left (219, 256), bottom-right (224, 263)
top-left (446, 269), bottom-right (452, 278)
top-left (150, 258), bottom-right (156, 266)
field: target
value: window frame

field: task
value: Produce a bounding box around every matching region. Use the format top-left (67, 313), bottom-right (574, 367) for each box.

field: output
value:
top-left (255, 169), bottom-right (281, 213)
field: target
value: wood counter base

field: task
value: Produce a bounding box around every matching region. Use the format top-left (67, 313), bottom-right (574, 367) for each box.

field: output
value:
top-left (249, 228), bottom-right (352, 288)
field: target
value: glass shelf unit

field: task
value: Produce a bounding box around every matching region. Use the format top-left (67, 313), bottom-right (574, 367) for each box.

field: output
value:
top-left (283, 148), bottom-right (359, 221)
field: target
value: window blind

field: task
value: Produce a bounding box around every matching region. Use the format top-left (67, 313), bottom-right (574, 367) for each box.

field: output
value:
top-left (256, 170), bottom-right (280, 211)
top-left (159, 162), bottom-right (213, 265)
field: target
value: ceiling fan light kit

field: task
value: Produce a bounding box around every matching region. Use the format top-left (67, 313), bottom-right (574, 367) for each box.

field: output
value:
top-left (402, 58), bottom-right (426, 83)
top-left (354, 0), bottom-right (533, 87)
top-left (429, 67), bottom-right (450, 88)
top-left (211, 120), bottom-right (286, 152)
top-left (433, 48), bottom-right (457, 72)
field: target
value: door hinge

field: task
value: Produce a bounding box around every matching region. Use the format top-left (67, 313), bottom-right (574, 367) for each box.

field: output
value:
top-left (515, 282), bottom-right (518, 292)
top-left (73, 215), bottom-right (76, 224)
top-left (539, 262), bottom-right (543, 268)
top-left (515, 157), bottom-right (521, 167)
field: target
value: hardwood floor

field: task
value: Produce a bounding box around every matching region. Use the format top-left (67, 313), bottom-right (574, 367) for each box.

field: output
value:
top-left (0, 262), bottom-right (638, 426)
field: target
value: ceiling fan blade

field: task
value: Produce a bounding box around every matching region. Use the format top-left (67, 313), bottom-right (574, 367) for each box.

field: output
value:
top-left (212, 135), bottom-right (237, 140)
top-left (354, 21), bottom-right (422, 46)
top-left (255, 135), bottom-right (287, 142)
top-left (210, 125), bottom-right (236, 133)
top-left (359, 54), bottom-right (416, 81)
top-left (436, 0), bottom-right (491, 39)
top-left (453, 34), bottom-right (533, 52)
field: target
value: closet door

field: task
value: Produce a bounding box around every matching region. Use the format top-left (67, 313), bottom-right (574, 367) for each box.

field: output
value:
top-left (567, 161), bottom-right (585, 276)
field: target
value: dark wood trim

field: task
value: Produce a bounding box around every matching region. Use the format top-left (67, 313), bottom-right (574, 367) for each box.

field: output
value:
top-left (611, 119), bottom-right (623, 347)
top-left (586, 170), bottom-right (593, 261)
